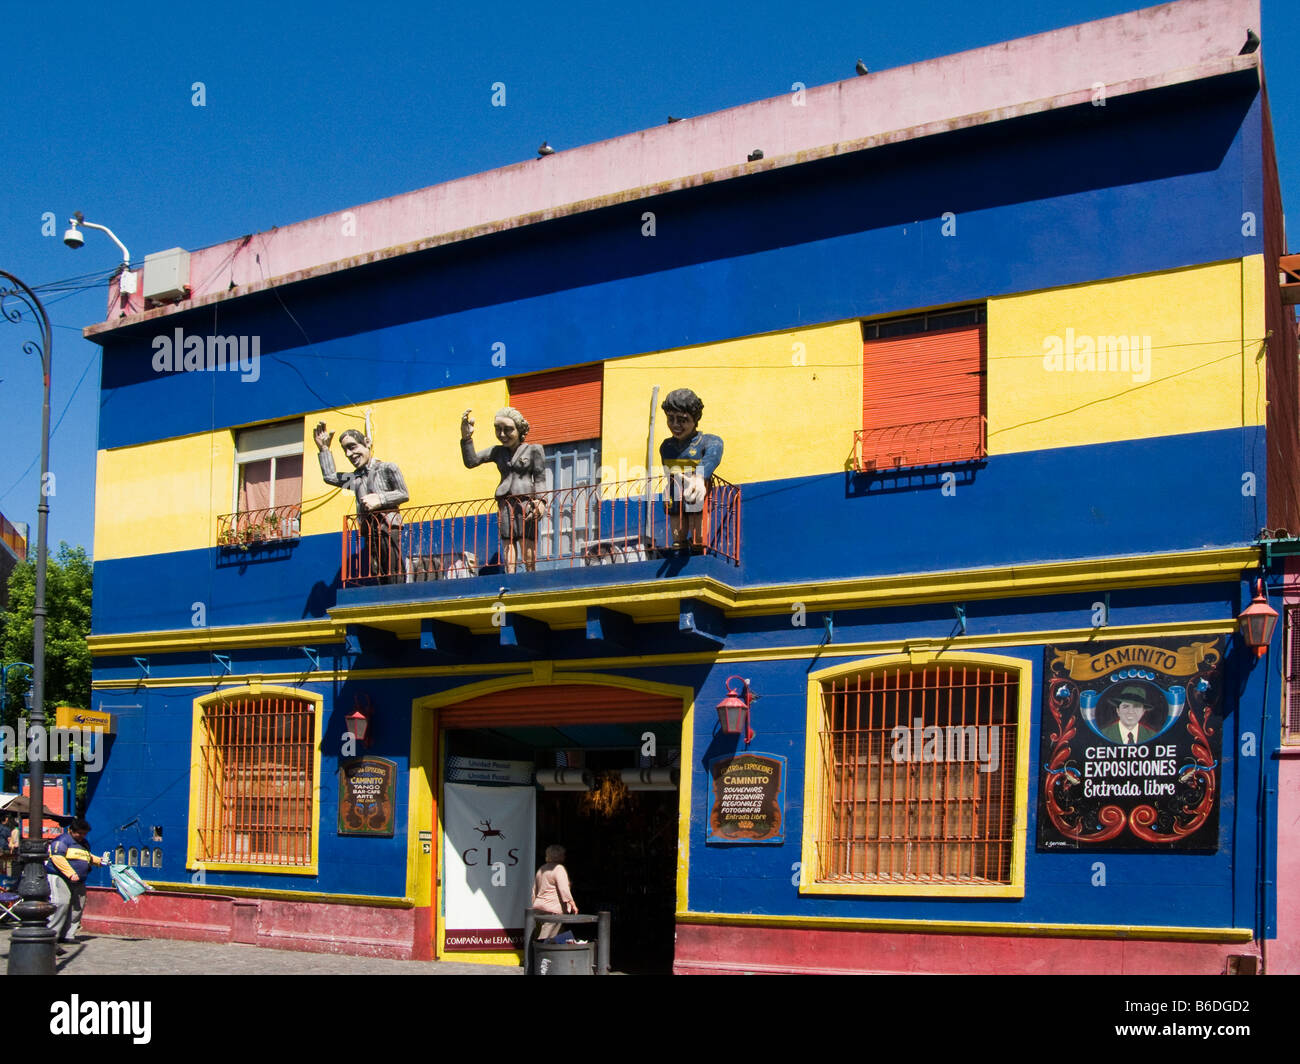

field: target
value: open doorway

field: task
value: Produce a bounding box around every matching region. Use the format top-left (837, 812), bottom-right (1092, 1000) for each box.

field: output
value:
top-left (443, 719), bottom-right (680, 973)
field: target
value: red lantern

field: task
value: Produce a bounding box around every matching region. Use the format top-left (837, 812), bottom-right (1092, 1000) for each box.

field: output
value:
top-left (716, 676), bottom-right (756, 745)
top-left (345, 696), bottom-right (372, 746)
top-left (1238, 578), bottom-right (1279, 658)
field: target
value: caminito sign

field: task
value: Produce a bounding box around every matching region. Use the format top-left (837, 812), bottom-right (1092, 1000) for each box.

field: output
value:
top-left (707, 753), bottom-right (785, 844)
top-left (1037, 637), bottom-right (1224, 852)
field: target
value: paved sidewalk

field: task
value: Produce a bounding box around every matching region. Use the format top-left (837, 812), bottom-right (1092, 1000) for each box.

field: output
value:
top-left (0, 928), bottom-right (522, 975)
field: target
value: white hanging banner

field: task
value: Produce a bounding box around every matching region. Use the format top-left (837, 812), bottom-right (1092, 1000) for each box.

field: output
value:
top-left (443, 783), bottom-right (535, 950)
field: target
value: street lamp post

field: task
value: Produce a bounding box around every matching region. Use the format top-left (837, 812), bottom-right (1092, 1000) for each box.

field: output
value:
top-left (1, 270), bottom-right (57, 975)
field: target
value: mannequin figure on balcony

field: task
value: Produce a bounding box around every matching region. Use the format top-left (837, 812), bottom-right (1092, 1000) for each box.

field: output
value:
top-left (461, 408), bottom-right (548, 572)
top-left (314, 421), bottom-right (409, 584)
top-left (659, 388), bottom-right (724, 550)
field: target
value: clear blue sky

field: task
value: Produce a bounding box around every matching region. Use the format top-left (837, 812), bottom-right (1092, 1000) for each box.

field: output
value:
top-left (2, 0), bottom-right (1296, 557)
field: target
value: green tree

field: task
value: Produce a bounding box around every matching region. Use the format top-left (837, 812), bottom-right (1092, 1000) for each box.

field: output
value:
top-left (2, 542), bottom-right (93, 720)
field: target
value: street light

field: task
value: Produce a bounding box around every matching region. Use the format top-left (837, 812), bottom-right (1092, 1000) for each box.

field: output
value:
top-left (62, 213), bottom-right (137, 295)
top-left (0, 270), bottom-right (58, 975)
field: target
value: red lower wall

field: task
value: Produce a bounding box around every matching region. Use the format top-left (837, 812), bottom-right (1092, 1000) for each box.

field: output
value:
top-left (84, 888), bottom-right (434, 960)
top-left (673, 922), bottom-right (1261, 975)
top-left (81, 890), bottom-right (1268, 972)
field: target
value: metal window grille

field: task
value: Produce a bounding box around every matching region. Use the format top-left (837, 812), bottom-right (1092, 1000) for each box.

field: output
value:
top-left (194, 696), bottom-right (315, 867)
top-left (816, 665), bottom-right (1017, 885)
top-left (1286, 606), bottom-right (1300, 743)
top-left (862, 305), bottom-right (987, 341)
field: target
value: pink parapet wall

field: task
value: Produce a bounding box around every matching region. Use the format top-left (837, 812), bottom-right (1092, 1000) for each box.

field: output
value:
top-left (97, 0), bottom-right (1263, 328)
top-left (1271, 560), bottom-right (1300, 973)
top-left (1276, 750), bottom-right (1300, 973)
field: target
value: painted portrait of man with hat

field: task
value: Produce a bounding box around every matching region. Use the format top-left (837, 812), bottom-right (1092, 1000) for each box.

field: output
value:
top-left (1100, 684), bottom-right (1159, 745)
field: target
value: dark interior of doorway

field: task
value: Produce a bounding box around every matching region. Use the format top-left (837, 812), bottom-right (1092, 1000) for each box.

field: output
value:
top-left (449, 726), bottom-right (679, 974)
top-left (537, 783), bottom-right (677, 975)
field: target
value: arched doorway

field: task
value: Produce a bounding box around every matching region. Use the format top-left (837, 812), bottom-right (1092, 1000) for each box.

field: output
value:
top-left (416, 676), bottom-right (694, 972)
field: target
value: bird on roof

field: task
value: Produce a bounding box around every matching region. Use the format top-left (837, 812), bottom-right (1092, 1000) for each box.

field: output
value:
top-left (537, 142), bottom-right (555, 157)
top-left (747, 149), bottom-right (764, 162)
top-left (856, 59), bottom-right (869, 76)
top-left (667, 115), bottom-right (682, 124)
top-left (1240, 28), bottom-right (1260, 54)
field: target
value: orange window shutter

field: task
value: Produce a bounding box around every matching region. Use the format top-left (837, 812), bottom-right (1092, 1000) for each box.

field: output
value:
top-left (441, 685), bottom-right (681, 728)
top-left (508, 364), bottom-right (603, 446)
top-left (860, 325), bottom-right (985, 468)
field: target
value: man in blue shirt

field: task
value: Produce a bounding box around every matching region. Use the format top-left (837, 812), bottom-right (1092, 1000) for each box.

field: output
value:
top-left (45, 818), bottom-right (108, 944)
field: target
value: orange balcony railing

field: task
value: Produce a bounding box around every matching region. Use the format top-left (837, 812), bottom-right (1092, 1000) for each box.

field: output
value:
top-left (341, 475), bottom-right (741, 587)
top-left (853, 415), bottom-right (986, 472)
top-left (217, 505), bottom-right (303, 549)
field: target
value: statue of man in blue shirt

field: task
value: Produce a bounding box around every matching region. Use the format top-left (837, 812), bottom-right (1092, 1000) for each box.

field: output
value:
top-left (659, 388), bottom-right (723, 550)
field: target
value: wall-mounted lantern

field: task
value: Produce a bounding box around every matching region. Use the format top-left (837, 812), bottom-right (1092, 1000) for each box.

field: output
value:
top-left (344, 696), bottom-right (373, 747)
top-left (1237, 578), bottom-right (1279, 658)
top-left (716, 676), bottom-right (756, 745)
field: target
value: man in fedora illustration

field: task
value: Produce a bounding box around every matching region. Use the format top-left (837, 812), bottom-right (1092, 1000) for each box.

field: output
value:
top-left (1100, 685), bottom-right (1159, 745)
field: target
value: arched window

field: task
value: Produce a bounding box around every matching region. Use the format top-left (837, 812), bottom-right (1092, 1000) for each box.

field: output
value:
top-left (807, 658), bottom-right (1025, 895)
top-left (191, 692), bottom-right (317, 869)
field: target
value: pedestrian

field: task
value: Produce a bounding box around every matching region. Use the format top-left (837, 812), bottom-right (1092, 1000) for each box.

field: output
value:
top-left (45, 817), bottom-right (109, 944)
top-left (531, 844), bottom-right (578, 941)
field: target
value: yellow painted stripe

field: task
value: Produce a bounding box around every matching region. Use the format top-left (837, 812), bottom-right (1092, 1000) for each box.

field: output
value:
top-left (601, 322), bottom-right (863, 486)
top-left (88, 545), bottom-right (1260, 656)
top-left (442, 952), bottom-right (525, 967)
top-left (97, 259), bottom-right (1265, 562)
top-left (146, 881), bottom-right (414, 907)
top-left (88, 619), bottom-right (343, 655)
top-left (91, 619), bottom-right (1238, 691)
top-left (94, 431), bottom-right (233, 562)
top-left (987, 257), bottom-right (1267, 454)
top-left (675, 910), bottom-right (1254, 943)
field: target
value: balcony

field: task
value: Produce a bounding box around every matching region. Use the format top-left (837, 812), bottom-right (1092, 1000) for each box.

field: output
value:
top-left (853, 415), bottom-right (987, 473)
top-left (217, 505), bottom-right (303, 550)
top-left (340, 475), bottom-right (741, 588)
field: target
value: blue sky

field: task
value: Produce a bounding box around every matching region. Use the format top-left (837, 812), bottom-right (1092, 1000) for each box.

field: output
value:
top-left (1, 0), bottom-right (1296, 557)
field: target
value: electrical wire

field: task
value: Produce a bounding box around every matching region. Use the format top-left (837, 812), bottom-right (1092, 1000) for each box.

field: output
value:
top-left (0, 345), bottom-right (100, 505)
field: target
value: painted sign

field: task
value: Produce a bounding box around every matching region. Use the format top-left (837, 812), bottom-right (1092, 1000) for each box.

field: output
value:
top-left (707, 753), bottom-right (785, 844)
top-left (54, 705), bottom-right (113, 734)
top-left (443, 783), bottom-right (535, 950)
top-left (337, 757), bottom-right (397, 837)
top-left (445, 756), bottom-right (534, 786)
top-left (1037, 637), bottom-right (1224, 852)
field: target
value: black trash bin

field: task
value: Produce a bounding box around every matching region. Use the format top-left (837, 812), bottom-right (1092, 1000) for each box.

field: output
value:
top-left (524, 909), bottom-right (611, 974)
top-left (532, 940), bottom-right (595, 975)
